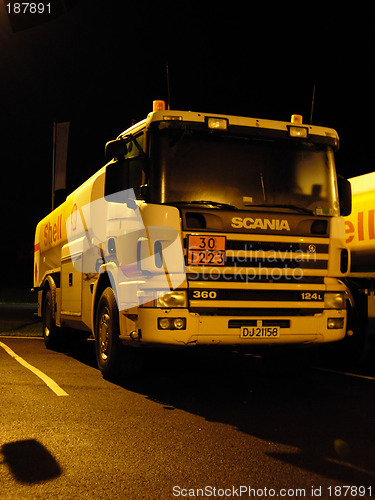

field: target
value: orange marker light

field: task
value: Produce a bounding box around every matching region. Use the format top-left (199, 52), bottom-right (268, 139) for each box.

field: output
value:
top-left (291, 114), bottom-right (303, 124)
top-left (153, 100), bottom-right (166, 112)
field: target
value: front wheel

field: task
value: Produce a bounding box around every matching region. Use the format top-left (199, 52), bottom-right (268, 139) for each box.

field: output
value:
top-left (42, 289), bottom-right (61, 350)
top-left (95, 287), bottom-right (122, 379)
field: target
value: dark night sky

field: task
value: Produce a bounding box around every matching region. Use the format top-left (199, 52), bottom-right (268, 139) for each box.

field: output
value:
top-left (0, 0), bottom-right (373, 287)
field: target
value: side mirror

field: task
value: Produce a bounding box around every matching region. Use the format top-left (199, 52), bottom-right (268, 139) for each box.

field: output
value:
top-left (105, 139), bottom-right (128, 160)
top-left (337, 175), bottom-right (352, 216)
top-left (105, 160), bottom-right (129, 202)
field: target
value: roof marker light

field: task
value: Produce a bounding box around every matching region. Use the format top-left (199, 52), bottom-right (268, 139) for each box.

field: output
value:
top-left (289, 114), bottom-right (308, 138)
top-left (291, 114), bottom-right (303, 124)
top-left (153, 100), bottom-right (166, 112)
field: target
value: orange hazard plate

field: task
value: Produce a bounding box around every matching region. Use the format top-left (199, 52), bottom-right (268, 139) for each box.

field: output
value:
top-left (187, 235), bottom-right (226, 266)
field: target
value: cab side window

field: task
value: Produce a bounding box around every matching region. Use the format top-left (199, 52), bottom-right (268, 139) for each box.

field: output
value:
top-left (126, 133), bottom-right (145, 159)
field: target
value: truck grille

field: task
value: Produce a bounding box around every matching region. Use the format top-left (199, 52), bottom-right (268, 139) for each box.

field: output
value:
top-left (184, 233), bottom-right (329, 316)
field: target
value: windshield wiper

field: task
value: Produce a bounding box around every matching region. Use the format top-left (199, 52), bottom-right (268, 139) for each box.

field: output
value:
top-left (168, 200), bottom-right (237, 210)
top-left (169, 126), bottom-right (188, 148)
top-left (245, 204), bottom-right (314, 215)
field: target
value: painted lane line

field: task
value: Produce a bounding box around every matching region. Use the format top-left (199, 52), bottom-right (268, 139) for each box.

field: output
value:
top-left (0, 341), bottom-right (69, 397)
top-left (315, 366), bottom-right (375, 381)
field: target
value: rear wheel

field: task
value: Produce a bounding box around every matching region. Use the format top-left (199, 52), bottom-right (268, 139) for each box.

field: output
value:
top-left (95, 287), bottom-right (122, 379)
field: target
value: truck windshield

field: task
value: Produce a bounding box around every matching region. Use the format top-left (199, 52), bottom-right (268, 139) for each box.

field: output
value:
top-left (150, 128), bottom-right (339, 215)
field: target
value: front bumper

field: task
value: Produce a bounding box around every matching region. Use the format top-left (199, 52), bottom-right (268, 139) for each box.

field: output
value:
top-left (120, 308), bottom-right (346, 347)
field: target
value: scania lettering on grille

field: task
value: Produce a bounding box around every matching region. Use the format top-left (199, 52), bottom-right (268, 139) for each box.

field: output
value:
top-left (231, 217), bottom-right (291, 231)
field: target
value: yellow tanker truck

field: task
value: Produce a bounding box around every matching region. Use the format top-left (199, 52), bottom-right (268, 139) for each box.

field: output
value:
top-left (344, 172), bottom-right (375, 359)
top-left (34, 101), bottom-right (352, 378)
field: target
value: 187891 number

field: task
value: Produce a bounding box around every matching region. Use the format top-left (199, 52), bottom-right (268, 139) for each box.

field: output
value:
top-left (6, 3), bottom-right (51, 13)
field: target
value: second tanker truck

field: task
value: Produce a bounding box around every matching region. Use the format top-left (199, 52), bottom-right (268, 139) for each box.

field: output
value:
top-left (344, 172), bottom-right (375, 361)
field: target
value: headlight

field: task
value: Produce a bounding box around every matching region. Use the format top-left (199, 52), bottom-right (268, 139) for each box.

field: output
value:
top-left (324, 292), bottom-right (345, 309)
top-left (327, 318), bottom-right (345, 329)
top-left (158, 317), bottom-right (186, 330)
top-left (156, 290), bottom-right (187, 308)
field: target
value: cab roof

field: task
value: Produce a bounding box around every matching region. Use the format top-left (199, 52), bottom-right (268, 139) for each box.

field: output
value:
top-left (117, 109), bottom-right (339, 149)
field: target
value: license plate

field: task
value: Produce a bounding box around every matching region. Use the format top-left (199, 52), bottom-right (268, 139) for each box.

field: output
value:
top-left (240, 326), bottom-right (280, 338)
top-left (187, 235), bottom-right (226, 266)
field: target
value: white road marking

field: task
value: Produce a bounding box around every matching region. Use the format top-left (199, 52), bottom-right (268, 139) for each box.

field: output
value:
top-left (315, 366), bottom-right (375, 381)
top-left (0, 341), bottom-right (69, 396)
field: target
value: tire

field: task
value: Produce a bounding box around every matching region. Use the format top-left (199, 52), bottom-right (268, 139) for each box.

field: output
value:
top-left (95, 287), bottom-right (122, 379)
top-left (333, 303), bottom-right (367, 368)
top-left (42, 289), bottom-right (61, 350)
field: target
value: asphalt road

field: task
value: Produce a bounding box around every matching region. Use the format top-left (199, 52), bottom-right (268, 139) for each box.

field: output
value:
top-left (0, 303), bottom-right (38, 325)
top-left (1, 337), bottom-right (375, 499)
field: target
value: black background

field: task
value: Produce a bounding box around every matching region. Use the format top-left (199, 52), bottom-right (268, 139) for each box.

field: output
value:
top-left (0, 0), bottom-right (372, 288)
